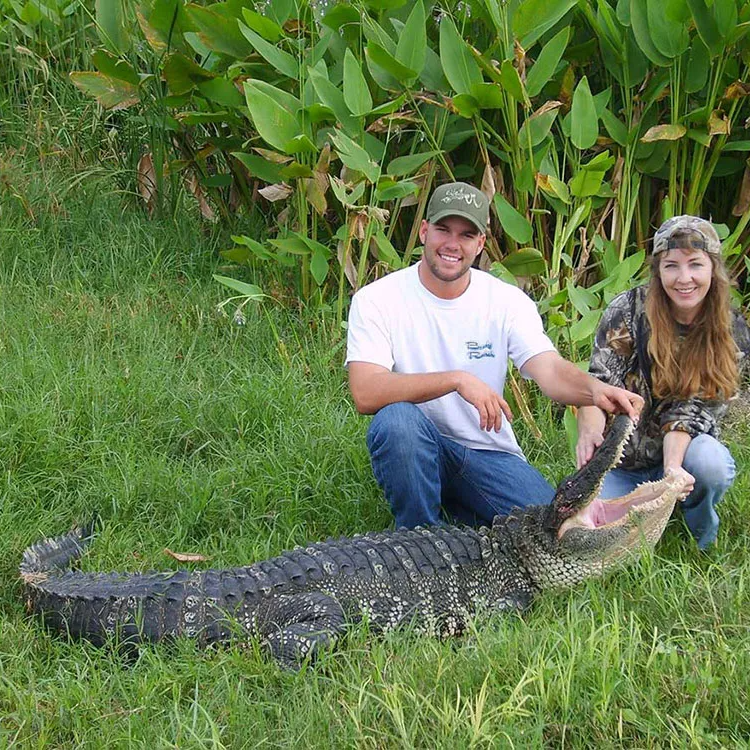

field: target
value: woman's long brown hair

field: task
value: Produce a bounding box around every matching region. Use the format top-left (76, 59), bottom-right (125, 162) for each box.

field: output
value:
top-left (645, 249), bottom-right (738, 400)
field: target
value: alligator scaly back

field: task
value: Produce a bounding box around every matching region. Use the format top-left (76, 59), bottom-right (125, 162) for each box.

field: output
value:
top-left (20, 416), bottom-right (689, 667)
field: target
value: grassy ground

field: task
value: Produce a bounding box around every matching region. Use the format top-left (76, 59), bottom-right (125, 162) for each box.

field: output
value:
top-left (1, 158), bottom-right (750, 749)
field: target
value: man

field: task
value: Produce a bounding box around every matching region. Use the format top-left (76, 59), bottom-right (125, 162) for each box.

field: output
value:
top-left (346, 181), bottom-right (643, 528)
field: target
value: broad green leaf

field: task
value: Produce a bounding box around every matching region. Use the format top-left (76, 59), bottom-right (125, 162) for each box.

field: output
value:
top-left (570, 77), bottom-right (598, 150)
top-left (518, 105), bottom-right (560, 147)
top-left (310, 249), bottom-right (329, 286)
top-left (230, 235), bottom-right (273, 260)
top-left (231, 152), bottom-right (284, 184)
top-left (722, 141), bottom-right (750, 151)
top-left (499, 59), bottom-right (527, 104)
top-left (269, 237), bottom-right (310, 255)
top-left (601, 108), bottom-right (628, 146)
top-left (220, 246), bottom-right (252, 264)
top-left (69, 71), bottom-right (139, 109)
top-left (95, 0), bottom-right (129, 54)
top-left (186, 4), bottom-right (253, 59)
top-left (240, 8), bottom-right (283, 41)
top-left (420, 45), bottom-right (450, 93)
top-left (646, 0), bottom-right (689, 58)
top-left (163, 53), bottom-right (214, 95)
top-left (343, 49), bottom-right (373, 117)
top-left (239, 21), bottom-right (298, 79)
top-left (713, 0), bottom-right (738, 37)
top-left (243, 81), bottom-right (302, 154)
top-left (395, 1), bottom-right (426, 76)
top-left (280, 163), bottom-right (314, 179)
top-left (251, 79), bottom-right (300, 118)
top-left (213, 275), bottom-right (266, 299)
top-left (569, 168), bottom-right (606, 197)
top-left (329, 176), bottom-right (367, 207)
top-left (489, 262), bottom-right (519, 286)
top-left (537, 172), bottom-right (571, 203)
top-left (321, 3), bottom-right (360, 30)
top-left (501, 248), bottom-right (546, 277)
top-left (386, 150), bottom-right (440, 177)
top-left (330, 131), bottom-right (380, 183)
top-left (268, 0), bottom-right (293, 25)
top-left (367, 42), bottom-right (418, 86)
top-left (686, 0), bottom-right (723, 57)
top-left (612, 249), bottom-right (646, 285)
top-left (630, 0), bottom-right (671, 66)
top-left (558, 200), bottom-right (591, 247)
top-left (566, 281), bottom-right (599, 315)
top-left (198, 77), bottom-right (244, 108)
top-left (685, 40), bottom-right (710, 93)
top-left (452, 94), bottom-right (480, 118)
top-left (308, 67), bottom-right (360, 135)
top-left (526, 26), bottom-right (570, 97)
top-left (493, 194), bottom-right (533, 243)
top-left (512, 0), bottom-right (577, 48)
top-left (640, 124), bottom-right (686, 142)
top-left (470, 83), bottom-right (504, 109)
top-left (569, 310), bottom-right (602, 342)
top-left (372, 231), bottom-right (402, 268)
top-left (439, 16), bottom-right (483, 95)
top-left (91, 50), bottom-right (139, 85)
top-left (375, 180), bottom-right (419, 201)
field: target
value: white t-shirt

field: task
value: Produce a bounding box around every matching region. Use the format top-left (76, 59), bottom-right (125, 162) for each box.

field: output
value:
top-left (345, 263), bottom-right (556, 456)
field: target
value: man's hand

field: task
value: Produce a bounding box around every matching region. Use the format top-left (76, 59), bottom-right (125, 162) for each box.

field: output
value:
top-left (591, 382), bottom-right (644, 420)
top-left (456, 372), bottom-right (513, 431)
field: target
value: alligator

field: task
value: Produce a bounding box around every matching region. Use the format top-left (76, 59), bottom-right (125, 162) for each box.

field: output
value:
top-left (20, 415), bottom-right (688, 668)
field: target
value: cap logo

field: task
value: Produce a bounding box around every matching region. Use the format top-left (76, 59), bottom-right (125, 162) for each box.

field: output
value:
top-left (441, 185), bottom-right (483, 208)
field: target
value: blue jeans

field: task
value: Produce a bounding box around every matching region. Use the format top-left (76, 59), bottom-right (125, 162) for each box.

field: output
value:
top-left (599, 434), bottom-right (736, 549)
top-left (366, 403), bottom-right (555, 528)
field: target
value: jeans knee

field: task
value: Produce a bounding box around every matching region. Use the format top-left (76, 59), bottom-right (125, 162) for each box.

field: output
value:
top-left (683, 435), bottom-right (735, 492)
top-left (366, 403), bottom-right (432, 455)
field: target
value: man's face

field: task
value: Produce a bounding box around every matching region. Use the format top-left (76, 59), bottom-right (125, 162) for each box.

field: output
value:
top-left (418, 215), bottom-right (486, 286)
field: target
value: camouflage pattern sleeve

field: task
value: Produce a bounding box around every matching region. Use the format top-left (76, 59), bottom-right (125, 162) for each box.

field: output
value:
top-left (588, 290), bottom-right (638, 389)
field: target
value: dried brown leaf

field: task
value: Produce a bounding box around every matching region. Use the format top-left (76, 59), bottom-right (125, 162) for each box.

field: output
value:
top-left (337, 239), bottom-right (358, 289)
top-left (259, 182), bottom-right (293, 202)
top-left (708, 110), bottom-right (730, 136)
top-left (164, 548), bottom-right (211, 563)
top-left (136, 152), bottom-right (158, 215)
top-left (732, 164), bottom-right (750, 216)
top-left (184, 171), bottom-right (217, 221)
top-left (252, 148), bottom-right (293, 164)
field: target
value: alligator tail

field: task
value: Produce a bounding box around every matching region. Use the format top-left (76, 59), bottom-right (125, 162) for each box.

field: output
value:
top-left (20, 525), bottom-right (94, 582)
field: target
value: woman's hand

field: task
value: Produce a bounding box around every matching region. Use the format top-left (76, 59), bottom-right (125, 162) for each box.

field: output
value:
top-left (576, 425), bottom-right (604, 469)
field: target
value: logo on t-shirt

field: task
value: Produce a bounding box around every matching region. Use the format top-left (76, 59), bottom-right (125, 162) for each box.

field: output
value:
top-left (466, 341), bottom-right (495, 359)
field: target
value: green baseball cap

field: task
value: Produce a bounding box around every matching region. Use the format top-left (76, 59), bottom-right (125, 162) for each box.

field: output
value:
top-left (425, 182), bottom-right (489, 234)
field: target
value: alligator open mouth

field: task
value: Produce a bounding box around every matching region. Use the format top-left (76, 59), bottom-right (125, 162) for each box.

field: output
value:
top-left (558, 472), bottom-right (689, 537)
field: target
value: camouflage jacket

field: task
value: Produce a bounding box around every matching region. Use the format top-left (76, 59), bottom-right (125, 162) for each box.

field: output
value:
top-left (589, 286), bottom-right (750, 469)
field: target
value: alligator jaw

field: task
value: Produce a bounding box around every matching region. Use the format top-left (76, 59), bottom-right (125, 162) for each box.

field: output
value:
top-left (558, 470), bottom-right (689, 538)
top-left (554, 469), bottom-right (690, 573)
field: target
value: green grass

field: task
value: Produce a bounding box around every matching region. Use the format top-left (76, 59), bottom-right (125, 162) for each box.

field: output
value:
top-left (1, 158), bottom-right (750, 749)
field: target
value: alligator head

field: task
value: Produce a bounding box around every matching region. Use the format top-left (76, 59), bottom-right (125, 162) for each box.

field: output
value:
top-left (515, 415), bottom-right (690, 590)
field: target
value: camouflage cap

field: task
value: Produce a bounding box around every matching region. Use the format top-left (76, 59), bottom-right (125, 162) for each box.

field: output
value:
top-left (652, 215), bottom-right (721, 255)
top-left (426, 182), bottom-right (489, 234)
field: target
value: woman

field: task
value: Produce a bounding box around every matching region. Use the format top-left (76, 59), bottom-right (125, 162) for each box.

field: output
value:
top-left (576, 215), bottom-right (750, 549)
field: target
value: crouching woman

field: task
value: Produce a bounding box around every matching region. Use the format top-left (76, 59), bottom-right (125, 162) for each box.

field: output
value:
top-left (576, 215), bottom-right (750, 549)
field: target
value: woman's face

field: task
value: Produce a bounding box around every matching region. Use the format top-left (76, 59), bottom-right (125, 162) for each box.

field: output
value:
top-left (658, 247), bottom-right (713, 324)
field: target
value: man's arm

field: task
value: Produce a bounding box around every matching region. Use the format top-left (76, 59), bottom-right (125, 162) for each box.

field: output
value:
top-left (520, 351), bottom-right (643, 418)
top-left (348, 361), bottom-right (513, 432)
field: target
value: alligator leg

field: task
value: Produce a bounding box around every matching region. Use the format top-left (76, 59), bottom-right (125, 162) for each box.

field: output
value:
top-left (256, 591), bottom-right (347, 669)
